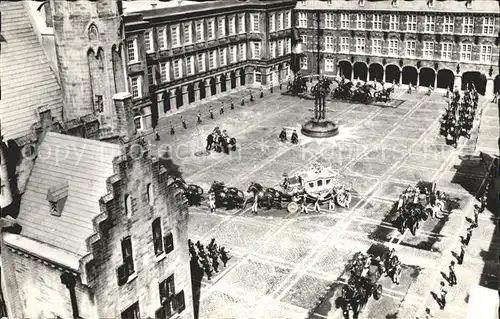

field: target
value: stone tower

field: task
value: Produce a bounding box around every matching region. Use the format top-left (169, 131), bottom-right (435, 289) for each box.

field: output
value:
top-left (51, 0), bottom-right (127, 139)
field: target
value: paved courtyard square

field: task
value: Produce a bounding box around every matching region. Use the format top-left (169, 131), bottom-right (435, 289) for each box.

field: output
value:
top-left (148, 88), bottom-right (499, 319)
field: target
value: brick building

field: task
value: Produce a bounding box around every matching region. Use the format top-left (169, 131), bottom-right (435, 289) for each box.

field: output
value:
top-left (121, 0), bottom-right (296, 131)
top-left (296, 0), bottom-right (500, 95)
top-left (1, 93), bottom-right (193, 319)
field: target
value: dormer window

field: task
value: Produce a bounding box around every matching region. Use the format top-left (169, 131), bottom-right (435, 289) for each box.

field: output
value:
top-left (46, 182), bottom-right (69, 217)
top-left (125, 194), bottom-right (133, 218)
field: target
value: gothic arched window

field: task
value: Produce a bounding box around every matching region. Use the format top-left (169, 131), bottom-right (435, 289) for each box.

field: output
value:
top-left (88, 24), bottom-right (99, 41)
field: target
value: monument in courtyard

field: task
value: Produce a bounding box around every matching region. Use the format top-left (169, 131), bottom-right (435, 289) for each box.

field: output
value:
top-left (301, 84), bottom-right (339, 138)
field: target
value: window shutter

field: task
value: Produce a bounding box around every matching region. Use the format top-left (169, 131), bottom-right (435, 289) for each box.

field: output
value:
top-left (155, 307), bottom-right (166, 319)
top-left (164, 233), bottom-right (174, 254)
top-left (176, 290), bottom-right (186, 313)
top-left (117, 264), bottom-right (128, 286)
top-left (171, 293), bottom-right (179, 313)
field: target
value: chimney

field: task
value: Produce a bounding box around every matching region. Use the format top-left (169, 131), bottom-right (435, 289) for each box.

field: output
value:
top-left (0, 121), bottom-right (13, 209)
top-left (151, 3), bottom-right (157, 9)
top-left (113, 92), bottom-right (137, 142)
top-left (46, 181), bottom-right (69, 217)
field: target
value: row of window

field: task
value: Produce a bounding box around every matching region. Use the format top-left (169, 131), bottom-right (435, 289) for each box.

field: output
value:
top-left (128, 11), bottom-right (290, 62)
top-left (297, 13), bottom-right (495, 35)
top-left (335, 38), bottom-right (493, 62)
top-left (121, 275), bottom-right (185, 319)
top-left (117, 218), bottom-right (174, 286)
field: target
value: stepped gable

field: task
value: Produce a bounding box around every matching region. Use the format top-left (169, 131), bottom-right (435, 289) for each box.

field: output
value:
top-left (0, 1), bottom-right (63, 141)
top-left (16, 132), bottom-right (122, 258)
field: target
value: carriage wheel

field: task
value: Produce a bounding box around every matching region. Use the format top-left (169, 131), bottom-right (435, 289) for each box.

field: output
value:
top-left (373, 284), bottom-right (383, 300)
top-left (287, 201), bottom-right (299, 213)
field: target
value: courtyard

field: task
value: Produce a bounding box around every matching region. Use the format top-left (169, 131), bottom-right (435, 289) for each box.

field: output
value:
top-left (149, 87), bottom-right (499, 319)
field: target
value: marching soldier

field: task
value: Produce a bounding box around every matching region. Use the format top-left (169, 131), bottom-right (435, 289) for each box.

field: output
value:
top-left (211, 254), bottom-right (219, 273)
top-left (220, 247), bottom-right (231, 267)
top-left (230, 98), bottom-right (235, 110)
top-left (197, 111), bottom-right (202, 124)
top-left (202, 260), bottom-right (212, 280)
top-left (448, 261), bottom-right (457, 286)
top-left (279, 128), bottom-right (287, 142)
top-left (439, 281), bottom-right (448, 309)
top-left (181, 116), bottom-right (187, 129)
top-left (208, 192), bottom-right (216, 213)
top-left (220, 102), bottom-right (224, 115)
top-left (458, 242), bottom-right (466, 264)
top-left (291, 130), bottom-right (299, 144)
top-left (251, 194), bottom-right (258, 215)
top-left (170, 121), bottom-right (175, 135)
top-left (209, 105), bottom-right (214, 119)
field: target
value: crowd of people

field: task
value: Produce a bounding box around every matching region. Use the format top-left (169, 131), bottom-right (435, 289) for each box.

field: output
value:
top-left (439, 84), bottom-right (479, 148)
top-left (188, 238), bottom-right (231, 281)
top-left (205, 126), bottom-right (236, 154)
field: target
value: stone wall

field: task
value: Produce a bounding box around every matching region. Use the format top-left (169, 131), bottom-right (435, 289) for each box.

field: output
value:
top-left (85, 139), bottom-right (193, 318)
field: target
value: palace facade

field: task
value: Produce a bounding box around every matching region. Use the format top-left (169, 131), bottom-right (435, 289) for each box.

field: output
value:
top-left (296, 0), bottom-right (500, 95)
top-left (122, 0), bottom-right (296, 131)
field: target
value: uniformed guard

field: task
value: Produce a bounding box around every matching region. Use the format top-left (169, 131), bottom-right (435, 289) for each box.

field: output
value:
top-left (197, 111), bottom-right (202, 124)
top-left (230, 98), bottom-right (235, 110)
top-left (328, 198), bottom-right (335, 211)
top-left (211, 255), bottom-right (219, 273)
top-left (279, 128), bottom-right (287, 142)
top-left (220, 102), bottom-right (224, 115)
top-left (270, 84), bottom-right (274, 94)
top-left (208, 192), bottom-right (216, 213)
top-left (458, 242), bottom-right (466, 264)
top-left (251, 194), bottom-right (258, 215)
top-left (439, 281), bottom-right (448, 309)
top-left (407, 83), bottom-right (412, 94)
top-left (473, 204), bottom-right (480, 226)
top-left (313, 197), bottom-right (321, 213)
top-left (279, 78), bottom-right (283, 91)
top-left (220, 247), bottom-right (231, 267)
top-left (426, 85), bottom-right (432, 96)
top-left (203, 261), bottom-right (212, 280)
top-left (181, 116), bottom-right (187, 129)
top-left (170, 121), bottom-right (175, 135)
top-left (250, 90), bottom-right (254, 102)
top-left (301, 193), bottom-right (309, 214)
top-left (154, 128), bottom-right (160, 141)
top-left (492, 91), bottom-right (499, 103)
top-left (291, 130), bottom-right (299, 144)
top-left (209, 105), bottom-right (214, 119)
top-left (260, 85), bottom-right (264, 98)
top-left (393, 261), bottom-right (402, 285)
top-left (448, 261), bottom-right (457, 286)
top-left (241, 96), bottom-right (245, 106)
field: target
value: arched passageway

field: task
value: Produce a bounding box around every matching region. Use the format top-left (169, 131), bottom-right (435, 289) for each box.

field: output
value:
top-left (339, 61), bottom-right (352, 80)
top-left (220, 74), bottom-right (227, 92)
top-left (436, 69), bottom-right (455, 90)
top-left (231, 71), bottom-right (236, 89)
top-left (239, 69), bottom-right (246, 86)
top-left (385, 65), bottom-right (401, 84)
top-left (162, 91), bottom-right (171, 113)
top-left (494, 75), bottom-right (500, 94)
top-left (419, 68), bottom-right (436, 88)
top-left (210, 78), bottom-right (216, 96)
top-left (175, 87), bottom-right (183, 108)
top-left (369, 64), bottom-right (384, 82)
top-left (402, 66), bottom-right (418, 86)
top-left (353, 62), bottom-right (368, 82)
top-left (188, 84), bottom-right (195, 104)
top-left (199, 81), bottom-right (206, 100)
top-left (462, 71), bottom-right (487, 95)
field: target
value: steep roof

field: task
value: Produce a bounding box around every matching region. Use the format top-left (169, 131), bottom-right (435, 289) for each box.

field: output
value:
top-left (0, 1), bottom-right (63, 141)
top-left (299, 0), bottom-right (500, 14)
top-left (17, 132), bottom-right (122, 257)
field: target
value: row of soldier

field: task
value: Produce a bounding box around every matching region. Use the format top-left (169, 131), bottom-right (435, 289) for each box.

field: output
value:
top-left (188, 239), bottom-right (231, 281)
top-left (435, 180), bottom-right (489, 311)
top-left (156, 85), bottom-right (276, 138)
top-left (440, 84), bottom-right (479, 148)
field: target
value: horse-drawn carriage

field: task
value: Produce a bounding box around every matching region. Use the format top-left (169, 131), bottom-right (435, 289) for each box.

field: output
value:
top-left (373, 86), bottom-right (395, 103)
top-left (287, 73), bottom-right (308, 95)
top-left (396, 181), bottom-right (446, 235)
top-left (279, 163), bottom-right (352, 213)
top-left (340, 244), bottom-right (397, 314)
top-left (206, 127), bottom-right (237, 154)
top-left (209, 181), bottom-right (245, 209)
top-left (173, 177), bottom-right (204, 206)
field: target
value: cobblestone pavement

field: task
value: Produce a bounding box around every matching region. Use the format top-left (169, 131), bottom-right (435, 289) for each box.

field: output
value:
top-left (148, 88), bottom-right (499, 319)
